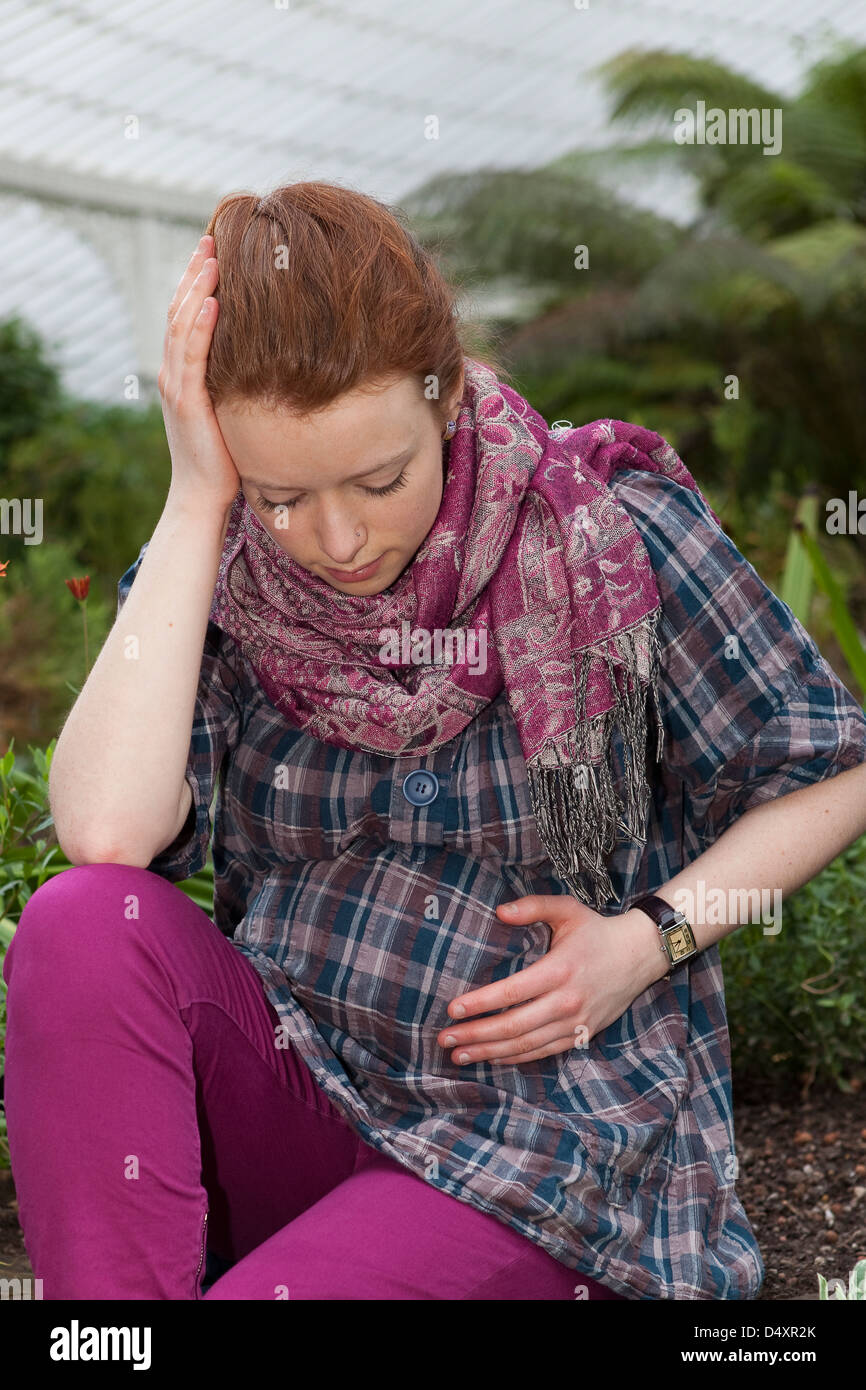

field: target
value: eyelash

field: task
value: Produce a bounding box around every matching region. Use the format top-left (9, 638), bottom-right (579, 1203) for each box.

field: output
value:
top-left (255, 469), bottom-right (409, 513)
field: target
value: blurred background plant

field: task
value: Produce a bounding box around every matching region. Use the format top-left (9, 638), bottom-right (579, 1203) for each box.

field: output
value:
top-left (403, 44), bottom-right (866, 691)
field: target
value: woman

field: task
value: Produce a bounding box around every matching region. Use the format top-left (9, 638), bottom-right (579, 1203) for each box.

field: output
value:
top-left (5, 184), bottom-right (866, 1301)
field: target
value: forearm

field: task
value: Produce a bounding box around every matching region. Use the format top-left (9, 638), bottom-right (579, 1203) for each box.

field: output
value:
top-left (623, 760), bottom-right (866, 988)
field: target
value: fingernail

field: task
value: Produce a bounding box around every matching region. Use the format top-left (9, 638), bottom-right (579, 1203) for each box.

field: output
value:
top-left (442, 1034), bottom-right (458, 1046)
top-left (456, 1052), bottom-right (471, 1064)
top-left (451, 1004), bottom-right (466, 1017)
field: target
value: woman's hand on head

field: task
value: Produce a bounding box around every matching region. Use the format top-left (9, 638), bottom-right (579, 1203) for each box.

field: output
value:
top-left (158, 234), bottom-right (242, 516)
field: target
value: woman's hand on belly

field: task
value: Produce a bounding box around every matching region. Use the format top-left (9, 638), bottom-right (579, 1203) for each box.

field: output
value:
top-left (435, 893), bottom-right (665, 1068)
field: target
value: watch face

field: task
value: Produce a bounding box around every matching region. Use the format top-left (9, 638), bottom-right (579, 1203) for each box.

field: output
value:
top-left (668, 926), bottom-right (695, 960)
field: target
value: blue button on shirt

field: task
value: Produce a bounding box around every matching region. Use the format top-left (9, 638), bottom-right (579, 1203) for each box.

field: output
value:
top-left (401, 770), bottom-right (440, 806)
top-left (116, 467), bottom-right (866, 1300)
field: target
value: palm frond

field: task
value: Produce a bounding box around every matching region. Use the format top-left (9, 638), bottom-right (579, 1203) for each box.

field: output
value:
top-left (401, 166), bottom-right (680, 289)
top-left (592, 49), bottom-right (783, 129)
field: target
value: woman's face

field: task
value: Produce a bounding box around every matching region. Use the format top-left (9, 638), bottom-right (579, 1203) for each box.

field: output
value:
top-left (215, 370), bottom-right (463, 595)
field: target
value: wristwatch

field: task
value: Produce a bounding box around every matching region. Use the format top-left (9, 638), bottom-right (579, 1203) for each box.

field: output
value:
top-left (631, 893), bottom-right (698, 980)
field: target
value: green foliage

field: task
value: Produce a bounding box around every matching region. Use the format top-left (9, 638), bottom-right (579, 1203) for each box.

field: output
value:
top-left (592, 43), bottom-right (866, 240)
top-left (0, 740), bottom-right (66, 920)
top-left (176, 859), bottom-right (215, 916)
top-left (795, 524), bottom-right (866, 696)
top-left (818, 1256), bottom-right (866, 1299)
top-left (3, 395), bottom-right (172, 597)
top-left (708, 477), bottom-right (865, 698)
top-left (594, 48), bottom-right (779, 134)
top-left (719, 831), bottom-right (866, 1093)
top-left (0, 317), bottom-right (64, 462)
top-left (0, 538), bottom-right (113, 744)
top-left (779, 492), bottom-right (818, 623)
top-left (0, 739), bottom-right (69, 1169)
top-left (405, 167), bottom-right (679, 291)
top-left (404, 44), bottom-right (866, 507)
top-left (0, 384), bottom-right (173, 749)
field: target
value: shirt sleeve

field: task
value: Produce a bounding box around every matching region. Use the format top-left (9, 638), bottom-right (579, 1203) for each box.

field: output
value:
top-left (116, 543), bottom-right (245, 881)
top-left (609, 468), bottom-right (866, 844)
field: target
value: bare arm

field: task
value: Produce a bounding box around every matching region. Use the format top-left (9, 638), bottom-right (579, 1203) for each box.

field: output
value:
top-left (49, 233), bottom-right (242, 867)
top-left (49, 495), bottom-right (231, 865)
top-left (623, 760), bottom-right (866, 987)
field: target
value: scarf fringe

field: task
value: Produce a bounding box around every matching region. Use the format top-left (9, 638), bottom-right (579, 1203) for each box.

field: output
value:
top-left (526, 608), bottom-right (665, 911)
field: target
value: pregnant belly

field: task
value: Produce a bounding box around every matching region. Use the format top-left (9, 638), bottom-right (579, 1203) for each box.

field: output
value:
top-left (256, 858), bottom-right (553, 1071)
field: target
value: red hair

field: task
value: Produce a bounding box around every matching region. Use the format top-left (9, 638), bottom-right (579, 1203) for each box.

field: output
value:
top-left (203, 181), bottom-right (509, 428)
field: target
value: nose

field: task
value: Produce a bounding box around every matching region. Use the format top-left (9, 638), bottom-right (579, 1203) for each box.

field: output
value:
top-left (315, 499), bottom-right (366, 566)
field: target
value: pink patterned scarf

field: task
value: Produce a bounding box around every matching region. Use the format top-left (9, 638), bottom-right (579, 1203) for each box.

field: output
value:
top-left (209, 357), bottom-right (720, 907)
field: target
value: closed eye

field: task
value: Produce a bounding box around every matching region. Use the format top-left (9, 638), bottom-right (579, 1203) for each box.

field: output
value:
top-left (256, 468), bottom-right (409, 513)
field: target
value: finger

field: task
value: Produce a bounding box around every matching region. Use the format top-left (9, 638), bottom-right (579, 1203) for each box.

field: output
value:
top-left (181, 294), bottom-right (219, 372)
top-left (494, 1035), bottom-right (578, 1065)
top-left (447, 957), bottom-right (564, 1022)
top-left (164, 254), bottom-right (219, 388)
top-left (438, 988), bottom-right (578, 1050)
top-left (496, 894), bottom-right (577, 927)
top-left (451, 1020), bottom-right (580, 1067)
top-left (166, 234), bottom-right (213, 322)
top-left (163, 236), bottom-right (213, 365)
top-left (170, 258), bottom-right (219, 383)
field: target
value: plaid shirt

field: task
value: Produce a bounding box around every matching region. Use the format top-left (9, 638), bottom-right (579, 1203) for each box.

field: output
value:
top-left (117, 468), bottom-right (866, 1300)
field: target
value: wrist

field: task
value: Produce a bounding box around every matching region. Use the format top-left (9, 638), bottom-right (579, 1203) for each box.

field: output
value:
top-left (164, 485), bottom-right (236, 533)
top-left (622, 905), bottom-right (675, 988)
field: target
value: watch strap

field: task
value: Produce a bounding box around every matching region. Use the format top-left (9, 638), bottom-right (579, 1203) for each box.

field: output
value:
top-left (632, 893), bottom-right (682, 931)
top-left (631, 893), bottom-right (698, 977)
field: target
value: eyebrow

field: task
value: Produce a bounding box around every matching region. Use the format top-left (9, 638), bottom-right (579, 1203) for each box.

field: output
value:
top-left (244, 446), bottom-right (414, 493)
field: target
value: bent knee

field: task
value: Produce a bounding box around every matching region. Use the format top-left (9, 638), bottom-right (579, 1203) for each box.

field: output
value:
top-left (6, 862), bottom-right (195, 976)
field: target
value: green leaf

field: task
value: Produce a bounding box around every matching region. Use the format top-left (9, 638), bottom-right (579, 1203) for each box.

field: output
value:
top-left (795, 525), bottom-right (866, 695)
top-left (780, 492), bottom-right (818, 622)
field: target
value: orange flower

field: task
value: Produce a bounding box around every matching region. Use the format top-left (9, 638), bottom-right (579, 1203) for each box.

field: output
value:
top-left (65, 575), bottom-right (92, 680)
top-left (65, 575), bottom-right (90, 601)
top-left (0, 560), bottom-right (9, 578)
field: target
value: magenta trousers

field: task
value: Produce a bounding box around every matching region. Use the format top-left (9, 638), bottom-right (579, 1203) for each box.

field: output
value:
top-left (2, 863), bottom-right (624, 1301)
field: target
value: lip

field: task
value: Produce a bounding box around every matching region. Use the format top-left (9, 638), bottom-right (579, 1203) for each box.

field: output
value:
top-left (323, 553), bottom-right (385, 581)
